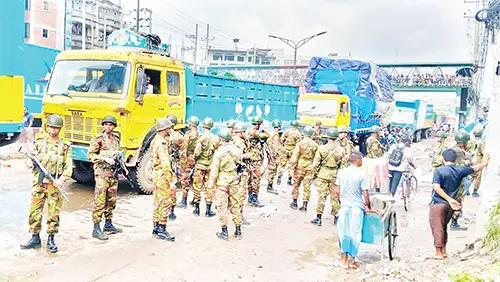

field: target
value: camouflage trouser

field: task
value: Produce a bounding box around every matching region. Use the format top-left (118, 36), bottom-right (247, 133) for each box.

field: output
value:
top-left (181, 156), bottom-right (196, 197)
top-left (248, 160), bottom-right (262, 195)
top-left (471, 171), bottom-right (482, 190)
top-left (452, 180), bottom-right (466, 220)
top-left (315, 178), bottom-right (339, 215)
top-left (28, 184), bottom-right (63, 234)
top-left (277, 150), bottom-right (293, 180)
top-left (92, 176), bottom-right (118, 224)
top-left (193, 168), bottom-right (215, 204)
top-left (268, 153), bottom-right (286, 184)
top-left (238, 171), bottom-right (250, 214)
top-left (292, 168), bottom-right (315, 201)
top-left (152, 182), bottom-right (176, 225)
top-left (215, 184), bottom-right (242, 227)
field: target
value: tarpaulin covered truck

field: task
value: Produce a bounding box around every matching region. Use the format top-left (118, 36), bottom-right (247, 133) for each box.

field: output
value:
top-left (41, 28), bottom-right (298, 194)
top-left (390, 99), bottom-right (434, 142)
top-left (299, 57), bottom-right (395, 153)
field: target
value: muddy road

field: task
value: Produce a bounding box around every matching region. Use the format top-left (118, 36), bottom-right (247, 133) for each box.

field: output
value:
top-left (0, 139), bottom-right (483, 281)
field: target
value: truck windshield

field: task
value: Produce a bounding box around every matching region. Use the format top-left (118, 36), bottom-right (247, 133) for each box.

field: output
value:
top-left (47, 60), bottom-right (131, 98)
top-left (297, 98), bottom-right (339, 118)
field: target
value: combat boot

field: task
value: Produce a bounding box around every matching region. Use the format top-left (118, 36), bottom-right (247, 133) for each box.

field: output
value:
top-left (169, 206), bottom-right (177, 221)
top-left (193, 202), bottom-right (200, 217)
top-left (155, 224), bottom-right (175, 242)
top-left (189, 199), bottom-right (195, 207)
top-left (267, 184), bottom-right (279, 195)
top-left (216, 226), bottom-right (229, 241)
top-left (299, 201), bottom-right (308, 213)
top-left (311, 214), bottom-right (322, 226)
top-left (152, 222), bottom-right (159, 235)
top-left (47, 235), bottom-right (58, 253)
top-left (450, 218), bottom-right (468, 231)
top-left (205, 203), bottom-right (216, 218)
top-left (234, 226), bottom-right (242, 239)
top-left (92, 223), bottom-right (109, 240)
top-left (20, 233), bottom-right (41, 250)
top-left (250, 194), bottom-right (264, 208)
top-left (277, 177), bottom-right (282, 185)
top-left (290, 199), bottom-right (298, 210)
top-left (242, 217), bottom-right (251, 226)
top-left (178, 196), bottom-right (188, 209)
top-left (104, 219), bottom-right (123, 234)
top-left (472, 189), bottom-right (480, 197)
top-left (287, 176), bottom-right (293, 185)
top-left (248, 192), bottom-right (253, 204)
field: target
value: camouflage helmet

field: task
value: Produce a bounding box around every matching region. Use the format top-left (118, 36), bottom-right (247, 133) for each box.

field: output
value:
top-left (252, 116), bottom-right (263, 125)
top-left (454, 131), bottom-right (470, 143)
top-left (156, 118), bottom-right (172, 132)
top-left (102, 115), bottom-right (118, 126)
top-left (201, 117), bottom-right (214, 129)
top-left (326, 127), bottom-right (339, 139)
top-left (436, 131), bottom-right (448, 139)
top-left (290, 120), bottom-right (299, 128)
top-left (234, 122), bottom-right (247, 133)
top-left (187, 116), bottom-right (200, 127)
top-left (46, 114), bottom-right (63, 128)
top-left (226, 119), bottom-right (237, 129)
top-left (272, 119), bottom-right (282, 128)
top-left (166, 114), bottom-right (178, 125)
top-left (218, 128), bottom-right (233, 141)
top-left (370, 125), bottom-right (382, 133)
top-left (337, 126), bottom-right (350, 133)
top-left (473, 128), bottom-right (484, 137)
top-left (302, 126), bottom-right (314, 137)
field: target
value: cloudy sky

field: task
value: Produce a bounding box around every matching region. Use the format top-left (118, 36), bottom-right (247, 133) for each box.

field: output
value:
top-left (121, 0), bottom-right (475, 64)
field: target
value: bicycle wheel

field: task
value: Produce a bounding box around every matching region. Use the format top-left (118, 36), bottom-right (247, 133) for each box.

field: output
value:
top-left (406, 176), bottom-right (418, 203)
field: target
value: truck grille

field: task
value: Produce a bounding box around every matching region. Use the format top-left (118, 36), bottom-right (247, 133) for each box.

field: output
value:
top-left (63, 115), bottom-right (103, 143)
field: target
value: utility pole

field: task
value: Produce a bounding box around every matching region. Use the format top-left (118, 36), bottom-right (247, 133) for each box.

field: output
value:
top-left (148, 9), bottom-right (152, 34)
top-left (82, 0), bottom-right (86, 49)
top-left (201, 24), bottom-right (215, 66)
top-left (103, 9), bottom-right (107, 48)
top-left (136, 0), bottom-right (140, 32)
top-left (186, 24), bottom-right (199, 70)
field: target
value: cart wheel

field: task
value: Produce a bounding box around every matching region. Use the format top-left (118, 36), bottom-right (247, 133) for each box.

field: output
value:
top-left (407, 176), bottom-right (418, 203)
top-left (388, 212), bottom-right (398, 260)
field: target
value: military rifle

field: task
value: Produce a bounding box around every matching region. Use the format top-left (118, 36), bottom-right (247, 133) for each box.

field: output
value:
top-left (19, 147), bottom-right (70, 202)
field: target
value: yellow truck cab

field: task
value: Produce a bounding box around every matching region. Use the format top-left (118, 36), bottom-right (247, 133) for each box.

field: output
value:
top-left (296, 92), bottom-right (351, 130)
top-left (42, 29), bottom-right (299, 194)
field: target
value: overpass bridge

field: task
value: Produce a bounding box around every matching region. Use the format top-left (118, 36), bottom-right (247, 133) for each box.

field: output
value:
top-left (206, 62), bottom-right (474, 123)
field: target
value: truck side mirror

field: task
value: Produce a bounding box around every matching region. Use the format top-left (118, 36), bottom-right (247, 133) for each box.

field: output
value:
top-left (135, 68), bottom-right (147, 104)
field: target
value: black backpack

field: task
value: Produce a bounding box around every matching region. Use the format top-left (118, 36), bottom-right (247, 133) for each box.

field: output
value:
top-left (388, 146), bottom-right (404, 167)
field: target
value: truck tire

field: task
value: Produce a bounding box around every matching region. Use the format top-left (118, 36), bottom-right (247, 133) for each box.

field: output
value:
top-left (129, 148), bottom-right (155, 195)
top-left (72, 160), bottom-right (95, 183)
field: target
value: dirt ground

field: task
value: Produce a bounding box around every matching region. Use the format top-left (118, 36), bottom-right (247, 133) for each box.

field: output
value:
top-left (0, 138), bottom-right (488, 282)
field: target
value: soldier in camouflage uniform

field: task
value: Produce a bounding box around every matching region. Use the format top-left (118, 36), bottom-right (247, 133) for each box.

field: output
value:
top-left (365, 125), bottom-right (385, 192)
top-left (450, 131), bottom-right (472, 231)
top-left (247, 116), bottom-right (269, 207)
top-left (20, 114), bottom-right (72, 253)
top-left (208, 128), bottom-right (244, 241)
top-left (192, 117), bottom-right (218, 217)
top-left (336, 126), bottom-right (355, 169)
top-left (231, 122), bottom-right (252, 225)
top-left (88, 115), bottom-right (123, 241)
top-left (289, 126), bottom-right (319, 212)
top-left (431, 131), bottom-right (448, 168)
top-left (470, 128), bottom-right (485, 197)
top-left (266, 120), bottom-right (283, 195)
top-left (181, 116), bottom-right (200, 207)
top-left (310, 128), bottom-right (344, 226)
top-left (279, 120), bottom-right (302, 185)
top-left (227, 119), bottom-right (237, 135)
top-left (166, 114), bottom-right (184, 220)
top-left (311, 121), bottom-right (322, 145)
top-left (150, 118), bottom-right (176, 241)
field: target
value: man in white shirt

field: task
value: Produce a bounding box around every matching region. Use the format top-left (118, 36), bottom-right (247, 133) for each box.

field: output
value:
top-left (387, 138), bottom-right (416, 196)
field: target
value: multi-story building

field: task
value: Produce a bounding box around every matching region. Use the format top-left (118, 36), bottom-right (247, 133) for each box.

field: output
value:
top-left (24, 0), bottom-right (123, 50)
top-left (206, 47), bottom-right (274, 66)
top-left (24, 0), bottom-right (65, 49)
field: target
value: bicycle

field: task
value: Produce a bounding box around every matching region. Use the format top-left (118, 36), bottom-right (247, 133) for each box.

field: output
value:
top-left (401, 170), bottom-right (418, 211)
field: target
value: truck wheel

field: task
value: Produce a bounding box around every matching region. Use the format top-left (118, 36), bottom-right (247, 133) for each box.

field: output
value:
top-left (72, 160), bottom-right (95, 183)
top-left (129, 149), bottom-right (155, 195)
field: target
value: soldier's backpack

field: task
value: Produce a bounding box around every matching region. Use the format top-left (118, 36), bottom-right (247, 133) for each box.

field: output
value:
top-left (388, 146), bottom-right (405, 167)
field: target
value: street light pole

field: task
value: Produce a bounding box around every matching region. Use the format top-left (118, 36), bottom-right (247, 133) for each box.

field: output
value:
top-left (269, 31), bottom-right (327, 84)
